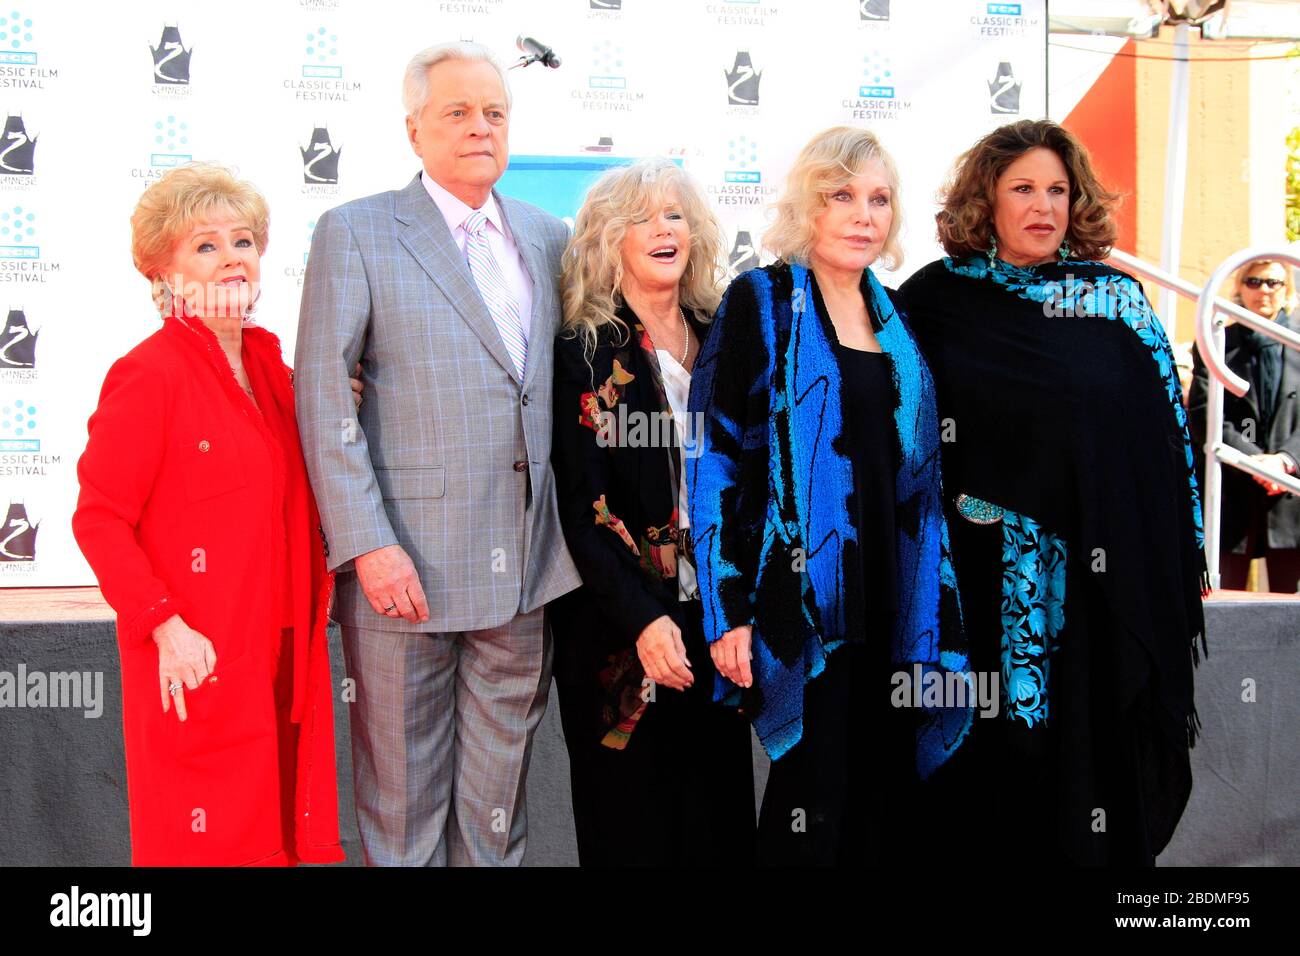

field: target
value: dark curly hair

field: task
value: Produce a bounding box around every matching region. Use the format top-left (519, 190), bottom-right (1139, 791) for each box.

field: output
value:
top-left (935, 119), bottom-right (1119, 261)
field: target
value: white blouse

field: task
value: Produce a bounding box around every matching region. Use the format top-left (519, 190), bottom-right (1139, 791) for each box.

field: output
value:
top-left (656, 348), bottom-right (698, 602)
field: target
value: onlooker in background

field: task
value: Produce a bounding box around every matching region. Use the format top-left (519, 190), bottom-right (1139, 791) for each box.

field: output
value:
top-left (1189, 256), bottom-right (1300, 592)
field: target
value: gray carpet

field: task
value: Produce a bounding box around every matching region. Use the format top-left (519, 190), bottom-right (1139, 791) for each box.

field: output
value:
top-left (0, 600), bottom-right (1294, 866)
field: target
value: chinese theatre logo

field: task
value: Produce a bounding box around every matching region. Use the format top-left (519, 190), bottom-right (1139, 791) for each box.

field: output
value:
top-left (151, 25), bottom-right (192, 85)
top-left (724, 51), bottom-right (761, 106)
top-left (301, 127), bottom-right (342, 187)
top-left (0, 308), bottom-right (35, 368)
top-left (0, 500), bottom-right (37, 563)
top-left (988, 61), bottom-right (1022, 114)
top-left (0, 114), bottom-right (34, 175)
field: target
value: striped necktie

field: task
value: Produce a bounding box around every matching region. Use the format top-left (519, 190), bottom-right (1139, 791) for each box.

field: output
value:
top-left (463, 209), bottom-right (528, 380)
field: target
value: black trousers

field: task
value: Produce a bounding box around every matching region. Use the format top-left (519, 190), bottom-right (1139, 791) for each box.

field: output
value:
top-left (553, 599), bottom-right (756, 866)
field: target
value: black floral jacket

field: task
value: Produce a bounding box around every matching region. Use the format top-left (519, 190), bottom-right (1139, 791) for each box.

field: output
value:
top-left (550, 303), bottom-right (710, 746)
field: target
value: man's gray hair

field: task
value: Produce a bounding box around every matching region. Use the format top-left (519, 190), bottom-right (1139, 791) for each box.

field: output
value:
top-left (402, 41), bottom-right (512, 118)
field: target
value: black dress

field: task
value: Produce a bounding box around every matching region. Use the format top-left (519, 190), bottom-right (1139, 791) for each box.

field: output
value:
top-left (755, 282), bottom-right (907, 865)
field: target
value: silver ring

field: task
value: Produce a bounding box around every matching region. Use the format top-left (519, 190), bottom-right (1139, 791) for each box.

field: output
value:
top-left (168, 682), bottom-right (181, 696)
top-left (384, 603), bottom-right (397, 612)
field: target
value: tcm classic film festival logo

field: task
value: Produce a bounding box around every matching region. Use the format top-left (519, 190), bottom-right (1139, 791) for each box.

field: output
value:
top-left (130, 115), bottom-right (192, 181)
top-left (0, 392), bottom-right (59, 532)
top-left (844, 51), bottom-right (911, 122)
top-left (575, 39), bottom-right (643, 113)
top-left (709, 136), bottom-right (775, 208)
top-left (0, 394), bottom-right (37, 450)
top-left (436, 0), bottom-right (504, 15)
top-left (972, 1), bottom-right (1040, 37)
top-left (283, 220), bottom-right (317, 287)
top-left (0, 11), bottom-right (54, 91)
top-left (708, 0), bottom-right (782, 28)
top-left (0, 205), bottom-right (57, 285)
top-left (285, 26), bottom-right (360, 103)
top-left (150, 24), bottom-right (192, 97)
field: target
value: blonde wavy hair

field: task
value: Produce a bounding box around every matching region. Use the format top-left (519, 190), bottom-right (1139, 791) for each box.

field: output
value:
top-left (935, 119), bottom-right (1118, 261)
top-left (130, 162), bottom-right (269, 314)
top-left (561, 158), bottom-right (726, 361)
top-left (763, 126), bottom-right (904, 270)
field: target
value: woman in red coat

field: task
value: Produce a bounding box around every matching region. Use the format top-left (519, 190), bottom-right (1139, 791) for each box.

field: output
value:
top-left (73, 163), bottom-right (346, 866)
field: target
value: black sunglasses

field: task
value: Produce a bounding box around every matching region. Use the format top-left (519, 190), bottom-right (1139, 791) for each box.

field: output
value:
top-left (1243, 276), bottom-right (1286, 290)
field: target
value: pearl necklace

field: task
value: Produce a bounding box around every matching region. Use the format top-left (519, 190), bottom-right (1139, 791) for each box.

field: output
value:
top-left (675, 306), bottom-right (690, 366)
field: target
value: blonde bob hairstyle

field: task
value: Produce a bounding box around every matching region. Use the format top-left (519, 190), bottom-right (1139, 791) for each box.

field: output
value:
top-left (131, 162), bottom-right (270, 306)
top-left (1232, 257), bottom-right (1298, 314)
top-left (561, 158), bottom-right (726, 360)
top-left (935, 119), bottom-right (1118, 261)
top-left (763, 126), bottom-right (904, 270)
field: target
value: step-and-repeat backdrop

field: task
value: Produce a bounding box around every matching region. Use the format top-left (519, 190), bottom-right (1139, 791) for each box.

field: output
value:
top-left (2, 0), bottom-right (1044, 585)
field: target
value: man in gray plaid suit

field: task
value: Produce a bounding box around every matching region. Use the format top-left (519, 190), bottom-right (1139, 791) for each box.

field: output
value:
top-left (295, 41), bottom-right (579, 866)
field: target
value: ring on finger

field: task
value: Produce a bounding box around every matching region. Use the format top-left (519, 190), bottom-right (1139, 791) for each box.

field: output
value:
top-left (383, 602), bottom-right (397, 612)
top-left (168, 681), bottom-right (181, 696)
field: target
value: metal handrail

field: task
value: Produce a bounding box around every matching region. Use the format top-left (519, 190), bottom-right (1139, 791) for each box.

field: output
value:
top-left (1111, 248), bottom-right (1300, 587)
top-left (1109, 249), bottom-right (1293, 344)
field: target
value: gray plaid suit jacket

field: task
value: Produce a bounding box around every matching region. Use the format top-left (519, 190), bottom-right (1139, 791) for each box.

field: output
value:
top-left (295, 172), bottom-right (580, 633)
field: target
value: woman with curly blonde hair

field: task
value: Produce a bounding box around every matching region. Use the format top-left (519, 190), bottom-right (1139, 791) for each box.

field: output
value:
top-left (548, 158), bottom-right (753, 864)
top-left (899, 119), bottom-right (1207, 865)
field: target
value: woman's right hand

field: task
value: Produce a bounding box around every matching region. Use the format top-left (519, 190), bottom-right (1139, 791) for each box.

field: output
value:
top-left (710, 624), bottom-right (753, 688)
top-left (152, 614), bottom-right (217, 721)
top-left (636, 615), bottom-right (693, 692)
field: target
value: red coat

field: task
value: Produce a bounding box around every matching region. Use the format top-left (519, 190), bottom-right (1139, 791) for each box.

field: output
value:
top-left (73, 311), bottom-right (344, 866)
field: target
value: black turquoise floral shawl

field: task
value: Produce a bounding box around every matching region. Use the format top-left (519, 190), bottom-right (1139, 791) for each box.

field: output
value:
top-left (899, 255), bottom-right (1207, 855)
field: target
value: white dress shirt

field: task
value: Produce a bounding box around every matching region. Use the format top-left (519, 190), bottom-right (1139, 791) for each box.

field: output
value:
top-left (656, 348), bottom-right (699, 602)
top-left (421, 172), bottom-right (534, 348)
